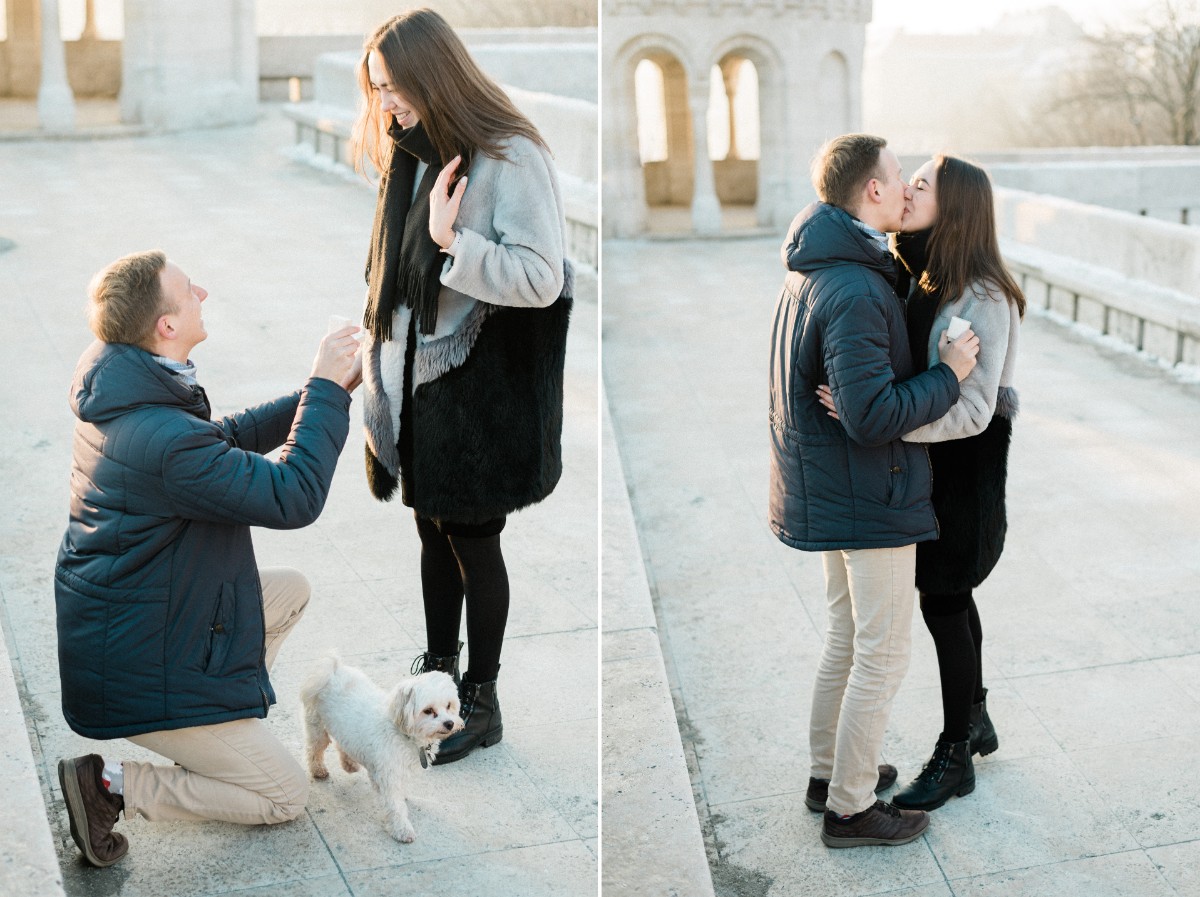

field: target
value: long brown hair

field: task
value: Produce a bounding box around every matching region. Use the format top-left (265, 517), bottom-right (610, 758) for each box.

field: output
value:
top-left (922, 155), bottom-right (1025, 317)
top-left (351, 8), bottom-right (547, 178)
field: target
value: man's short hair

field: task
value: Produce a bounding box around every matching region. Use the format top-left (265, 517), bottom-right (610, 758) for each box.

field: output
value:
top-left (811, 134), bottom-right (888, 212)
top-left (86, 250), bottom-right (171, 347)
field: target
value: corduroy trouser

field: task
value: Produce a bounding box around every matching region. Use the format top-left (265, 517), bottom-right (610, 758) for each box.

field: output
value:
top-left (809, 545), bottom-right (917, 816)
top-left (122, 568), bottom-right (311, 825)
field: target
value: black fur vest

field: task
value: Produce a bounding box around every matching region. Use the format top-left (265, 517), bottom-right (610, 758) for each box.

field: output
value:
top-left (365, 266), bottom-right (572, 525)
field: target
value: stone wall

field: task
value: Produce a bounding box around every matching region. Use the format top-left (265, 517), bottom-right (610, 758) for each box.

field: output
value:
top-left (0, 38), bottom-right (120, 97)
top-left (994, 187), bottom-right (1200, 296)
top-left (986, 161), bottom-right (1200, 227)
top-left (258, 29), bottom-right (597, 103)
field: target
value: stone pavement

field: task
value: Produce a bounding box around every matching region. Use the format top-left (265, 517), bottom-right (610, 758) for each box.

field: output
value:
top-left (603, 236), bottom-right (1200, 897)
top-left (0, 107), bottom-right (597, 897)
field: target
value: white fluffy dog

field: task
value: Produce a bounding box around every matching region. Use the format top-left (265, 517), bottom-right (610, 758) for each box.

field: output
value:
top-left (299, 654), bottom-right (463, 842)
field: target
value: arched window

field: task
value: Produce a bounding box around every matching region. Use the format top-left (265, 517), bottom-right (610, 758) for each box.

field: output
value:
top-left (635, 58), bottom-right (668, 164)
top-left (734, 59), bottom-right (760, 160)
top-left (708, 57), bottom-right (761, 161)
top-left (708, 64), bottom-right (728, 160)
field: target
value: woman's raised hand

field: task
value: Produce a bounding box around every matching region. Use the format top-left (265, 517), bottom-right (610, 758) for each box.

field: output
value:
top-left (430, 155), bottom-right (467, 250)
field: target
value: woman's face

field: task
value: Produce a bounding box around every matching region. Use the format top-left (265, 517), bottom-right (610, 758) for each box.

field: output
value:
top-left (367, 50), bottom-right (419, 129)
top-left (902, 159), bottom-right (938, 232)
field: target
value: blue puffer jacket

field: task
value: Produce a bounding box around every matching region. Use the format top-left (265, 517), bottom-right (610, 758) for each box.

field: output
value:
top-left (55, 341), bottom-right (351, 740)
top-left (768, 202), bottom-right (960, 550)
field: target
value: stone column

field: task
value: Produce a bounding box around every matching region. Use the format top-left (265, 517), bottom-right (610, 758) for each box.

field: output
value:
top-left (689, 85), bottom-right (721, 235)
top-left (82, 0), bottom-right (98, 40)
top-left (721, 58), bottom-right (741, 160)
top-left (37, 0), bottom-right (76, 132)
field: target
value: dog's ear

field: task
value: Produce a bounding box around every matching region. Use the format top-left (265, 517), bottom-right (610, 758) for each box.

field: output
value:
top-left (388, 679), bottom-right (420, 734)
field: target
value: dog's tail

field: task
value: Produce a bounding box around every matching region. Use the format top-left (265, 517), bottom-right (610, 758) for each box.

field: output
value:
top-left (299, 651), bottom-right (341, 705)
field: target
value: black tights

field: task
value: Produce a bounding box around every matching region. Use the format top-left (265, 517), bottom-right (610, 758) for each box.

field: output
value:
top-left (919, 591), bottom-right (985, 743)
top-left (414, 513), bottom-right (510, 684)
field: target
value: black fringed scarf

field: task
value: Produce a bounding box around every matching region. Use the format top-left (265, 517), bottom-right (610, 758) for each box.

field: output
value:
top-left (894, 227), bottom-right (939, 365)
top-left (363, 120), bottom-right (444, 340)
top-left (892, 227), bottom-right (932, 301)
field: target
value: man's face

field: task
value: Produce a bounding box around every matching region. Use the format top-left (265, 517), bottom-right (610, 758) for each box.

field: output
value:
top-left (158, 261), bottom-right (208, 356)
top-left (874, 148), bottom-right (912, 233)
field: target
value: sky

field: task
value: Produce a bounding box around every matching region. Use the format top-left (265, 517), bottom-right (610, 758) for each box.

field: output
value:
top-left (870, 0), bottom-right (1178, 34)
top-left (8, 0), bottom-right (1186, 41)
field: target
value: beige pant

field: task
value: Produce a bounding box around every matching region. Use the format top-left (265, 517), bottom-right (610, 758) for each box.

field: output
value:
top-left (809, 545), bottom-right (917, 816)
top-left (122, 567), bottom-right (311, 825)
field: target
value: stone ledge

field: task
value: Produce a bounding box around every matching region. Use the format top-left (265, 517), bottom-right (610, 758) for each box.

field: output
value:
top-left (0, 624), bottom-right (65, 897)
top-left (601, 395), bottom-right (715, 897)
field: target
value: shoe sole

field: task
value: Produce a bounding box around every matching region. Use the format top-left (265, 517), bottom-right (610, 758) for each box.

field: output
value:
top-left (973, 737), bottom-right (999, 757)
top-left (58, 759), bottom-right (124, 868)
top-left (821, 820), bottom-right (929, 848)
top-left (892, 777), bottom-right (976, 812)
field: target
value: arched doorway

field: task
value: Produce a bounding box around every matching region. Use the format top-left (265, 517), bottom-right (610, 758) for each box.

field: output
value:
top-left (634, 51), bottom-right (694, 210)
top-left (710, 54), bottom-right (760, 226)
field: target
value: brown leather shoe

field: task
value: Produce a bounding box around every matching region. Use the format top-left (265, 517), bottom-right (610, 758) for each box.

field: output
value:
top-left (58, 754), bottom-right (128, 867)
top-left (821, 800), bottom-right (929, 848)
top-left (805, 764), bottom-right (898, 811)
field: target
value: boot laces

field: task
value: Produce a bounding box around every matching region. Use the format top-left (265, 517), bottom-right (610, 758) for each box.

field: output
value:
top-left (918, 741), bottom-right (954, 783)
top-left (459, 682), bottom-right (479, 721)
top-left (410, 653), bottom-right (430, 676)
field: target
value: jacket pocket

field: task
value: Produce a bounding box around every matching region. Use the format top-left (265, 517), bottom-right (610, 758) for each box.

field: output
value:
top-left (55, 567), bottom-right (170, 728)
top-left (204, 582), bottom-right (236, 674)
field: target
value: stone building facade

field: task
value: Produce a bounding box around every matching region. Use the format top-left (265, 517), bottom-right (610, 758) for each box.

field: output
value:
top-left (2, 0), bottom-right (257, 129)
top-left (602, 0), bottom-right (871, 236)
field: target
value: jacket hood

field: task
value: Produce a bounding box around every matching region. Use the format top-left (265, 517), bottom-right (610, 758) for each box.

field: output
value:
top-left (783, 202), bottom-right (897, 284)
top-left (71, 340), bottom-right (209, 424)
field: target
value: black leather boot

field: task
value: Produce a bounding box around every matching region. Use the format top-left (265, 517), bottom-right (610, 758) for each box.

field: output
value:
top-left (892, 738), bottom-right (974, 811)
top-left (432, 676), bottom-right (503, 765)
top-left (411, 640), bottom-right (462, 686)
top-left (968, 687), bottom-right (999, 757)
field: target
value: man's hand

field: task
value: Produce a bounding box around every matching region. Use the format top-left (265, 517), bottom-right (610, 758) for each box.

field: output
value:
top-left (311, 326), bottom-right (362, 391)
top-left (938, 327), bottom-right (980, 382)
top-left (430, 155), bottom-right (467, 250)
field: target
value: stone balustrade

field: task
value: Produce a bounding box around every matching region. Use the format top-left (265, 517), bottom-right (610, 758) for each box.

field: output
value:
top-left (995, 187), bottom-right (1200, 369)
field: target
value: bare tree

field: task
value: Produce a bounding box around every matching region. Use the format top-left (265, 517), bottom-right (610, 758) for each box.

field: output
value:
top-left (1034, 0), bottom-right (1200, 146)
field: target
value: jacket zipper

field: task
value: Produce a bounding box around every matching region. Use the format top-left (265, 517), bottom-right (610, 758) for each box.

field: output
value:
top-left (258, 585), bottom-right (270, 714)
top-left (924, 444), bottom-right (939, 537)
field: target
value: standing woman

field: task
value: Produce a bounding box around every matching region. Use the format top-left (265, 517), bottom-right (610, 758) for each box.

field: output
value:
top-left (819, 154), bottom-right (1022, 808)
top-left (890, 156), bottom-right (1022, 808)
top-left (351, 9), bottom-right (571, 764)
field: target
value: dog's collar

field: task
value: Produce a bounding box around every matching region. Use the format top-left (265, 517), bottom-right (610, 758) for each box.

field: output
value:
top-left (420, 745), bottom-right (432, 769)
